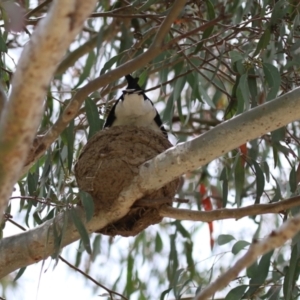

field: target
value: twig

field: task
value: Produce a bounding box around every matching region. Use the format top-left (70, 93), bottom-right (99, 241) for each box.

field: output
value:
top-left (134, 197), bottom-right (189, 208)
top-left (21, 0), bottom-right (187, 174)
top-left (159, 195), bottom-right (300, 222)
top-left (0, 0), bottom-right (97, 223)
top-left (25, 0), bottom-right (52, 18)
top-left (59, 256), bottom-right (128, 300)
top-left (6, 218), bottom-right (27, 231)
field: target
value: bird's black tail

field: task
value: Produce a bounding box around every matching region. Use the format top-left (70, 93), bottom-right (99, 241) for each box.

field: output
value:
top-left (125, 74), bottom-right (142, 91)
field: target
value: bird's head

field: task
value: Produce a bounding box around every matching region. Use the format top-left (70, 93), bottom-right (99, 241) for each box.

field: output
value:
top-left (124, 74), bottom-right (142, 93)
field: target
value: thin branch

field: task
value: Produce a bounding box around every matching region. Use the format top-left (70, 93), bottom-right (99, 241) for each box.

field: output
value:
top-left (55, 34), bottom-right (98, 76)
top-left (91, 12), bottom-right (163, 20)
top-left (0, 0), bottom-right (97, 222)
top-left (2, 87), bottom-right (300, 277)
top-left (163, 9), bottom-right (226, 50)
top-left (25, 0), bottom-right (52, 18)
top-left (195, 213), bottom-right (300, 300)
top-left (21, 0), bottom-right (188, 173)
top-left (59, 256), bottom-right (128, 300)
top-left (159, 195), bottom-right (300, 222)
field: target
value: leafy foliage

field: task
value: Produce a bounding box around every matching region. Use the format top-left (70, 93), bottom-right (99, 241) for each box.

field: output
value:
top-left (1, 0), bottom-right (300, 299)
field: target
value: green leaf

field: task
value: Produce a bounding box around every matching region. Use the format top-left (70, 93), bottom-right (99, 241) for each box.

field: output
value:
top-left (230, 51), bottom-right (244, 65)
top-left (174, 76), bottom-right (186, 122)
top-left (271, 176), bottom-right (282, 202)
top-left (270, 0), bottom-right (288, 26)
top-left (198, 83), bottom-right (216, 108)
top-left (253, 28), bottom-right (271, 56)
top-left (197, 0), bottom-right (215, 49)
top-left (65, 119), bottom-right (74, 172)
top-left (271, 127), bottom-right (285, 143)
top-left (14, 267), bottom-right (27, 281)
top-left (236, 73), bottom-right (250, 113)
top-left (0, 30), bottom-right (7, 52)
top-left (289, 166), bottom-right (297, 194)
top-left (85, 97), bottom-right (102, 139)
top-left (80, 191), bottom-right (95, 222)
top-left (245, 250), bottom-right (274, 297)
top-left (251, 160), bottom-right (265, 204)
top-left (217, 234), bottom-right (235, 245)
top-left (155, 232), bottom-right (163, 253)
top-left (283, 244), bottom-right (299, 300)
top-left (75, 50), bottom-right (96, 88)
top-left (163, 92), bottom-right (174, 126)
top-left (185, 241), bottom-right (195, 277)
top-left (234, 155), bottom-right (245, 206)
top-left (125, 254), bottom-right (134, 296)
top-left (172, 268), bottom-right (184, 293)
top-left (138, 70), bottom-right (148, 87)
top-left (247, 260), bottom-right (258, 279)
top-left (263, 63), bottom-right (281, 101)
top-left (220, 167), bottom-right (228, 207)
top-left (176, 221), bottom-right (191, 240)
top-left (232, 240), bottom-right (250, 255)
top-left (70, 208), bottom-right (91, 254)
top-left (100, 53), bottom-right (123, 75)
top-left (247, 67), bottom-right (258, 107)
top-left (27, 172), bottom-right (37, 197)
top-left (264, 285), bottom-right (282, 300)
top-left (162, 77), bottom-right (186, 125)
top-left (262, 161), bottom-right (270, 183)
top-left (168, 233), bottom-right (179, 283)
top-left (225, 285), bottom-right (248, 300)
top-left (160, 288), bottom-right (172, 300)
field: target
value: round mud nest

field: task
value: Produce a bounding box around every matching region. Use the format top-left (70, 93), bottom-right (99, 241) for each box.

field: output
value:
top-left (74, 126), bottom-right (179, 237)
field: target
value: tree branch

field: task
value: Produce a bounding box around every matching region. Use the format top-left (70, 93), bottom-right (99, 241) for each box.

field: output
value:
top-left (159, 195), bottom-right (300, 221)
top-left (195, 213), bottom-right (300, 300)
top-left (2, 87), bottom-right (300, 277)
top-left (0, 0), bottom-right (97, 221)
top-left (104, 87), bottom-right (300, 226)
top-left (21, 0), bottom-right (188, 173)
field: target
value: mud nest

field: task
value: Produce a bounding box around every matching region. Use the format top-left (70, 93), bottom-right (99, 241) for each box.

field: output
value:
top-left (74, 126), bottom-right (179, 237)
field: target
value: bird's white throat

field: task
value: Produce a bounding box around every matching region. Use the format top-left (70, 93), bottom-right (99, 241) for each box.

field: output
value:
top-left (113, 93), bottom-right (159, 131)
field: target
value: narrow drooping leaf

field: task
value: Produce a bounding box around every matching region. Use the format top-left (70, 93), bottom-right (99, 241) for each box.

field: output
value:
top-left (70, 208), bottom-right (91, 254)
top-left (74, 50), bottom-right (96, 88)
top-left (289, 166), bottom-right (297, 193)
top-left (251, 159), bottom-right (265, 204)
top-left (253, 28), bottom-right (271, 56)
top-left (14, 267), bottom-right (27, 281)
top-left (85, 97), bottom-right (102, 139)
top-left (220, 166), bottom-right (228, 207)
top-left (232, 240), bottom-right (250, 255)
top-left (263, 63), bottom-right (281, 101)
top-left (244, 250), bottom-right (274, 297)
top-left (79, 191), bottom-right (94, 222)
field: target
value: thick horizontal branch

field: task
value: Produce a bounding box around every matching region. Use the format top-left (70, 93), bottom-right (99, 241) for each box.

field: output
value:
top-left (2, 87), bottom-right (300, 277)
top-left (0, 207), bottom-right (109, 278)
top-left (107, 87), bottom-right (300, 226)
top-left (159, 195), bottom-right (300, 221)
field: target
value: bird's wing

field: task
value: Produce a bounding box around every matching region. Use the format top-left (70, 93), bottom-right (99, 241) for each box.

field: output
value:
top-left (103, 99), bottom-right (120, 128)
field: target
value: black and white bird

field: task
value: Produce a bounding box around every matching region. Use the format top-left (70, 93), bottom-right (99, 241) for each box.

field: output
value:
top-left (103, 74), bottom-right (167, 138)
